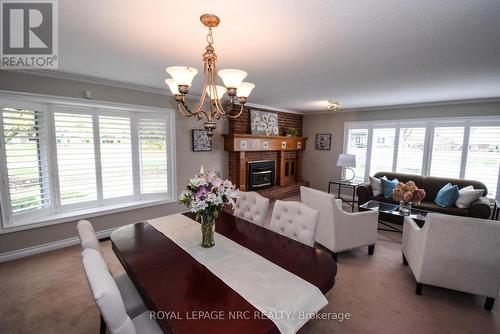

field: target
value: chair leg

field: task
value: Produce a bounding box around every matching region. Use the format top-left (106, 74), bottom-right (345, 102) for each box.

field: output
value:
top-left (415, 283), bottom-right (423, 295)
top-left (485, 297), bottom-right (495, 311)
top-left (331, 251), bottom-right (338, 261)
top-left (368, 244), bottom-right (375, 255)
top-left (402, 254), bottom-right (408, 265)
top-left (100, 314), bottom-right (106, 334)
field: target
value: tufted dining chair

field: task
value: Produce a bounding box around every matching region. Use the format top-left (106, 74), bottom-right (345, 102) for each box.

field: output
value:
top-left (300, 186), bottom-right (378, 260)
top-left (77, 220), bottom-right (147, 319)
top-left (81, 248), bottom-right (164, 334)
top-left (234, 191), bottom-right (270, 226)
top-left (269, 200), bottom-right (319, 247)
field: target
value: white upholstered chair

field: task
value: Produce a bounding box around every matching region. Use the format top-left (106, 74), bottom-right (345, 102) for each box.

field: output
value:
top-left (300, 186), bottom-right (378, 260)
top-left (77, 220), bottom-right (147, 319)
top-left (234, 191), bottom-right (270, 226)
top-left (269, 200), bottom-right (319, 247)
top-left (402, 213), bottom-right (500, 310)
top-left (81, 249), bottom-right (163, 334)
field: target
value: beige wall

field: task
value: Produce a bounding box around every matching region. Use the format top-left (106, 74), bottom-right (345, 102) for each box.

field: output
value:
top-left (0, 71), bottom-right (228, 255)
top-left (302, 101), bottom-right (500, 192)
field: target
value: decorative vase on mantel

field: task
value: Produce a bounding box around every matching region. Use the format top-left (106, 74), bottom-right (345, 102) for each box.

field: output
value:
top-left (179, 166), bottom-right (239, 248)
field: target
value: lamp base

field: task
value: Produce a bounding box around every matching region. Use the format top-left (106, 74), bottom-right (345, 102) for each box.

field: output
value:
top-left (340, 167), bottom-right (355, 182)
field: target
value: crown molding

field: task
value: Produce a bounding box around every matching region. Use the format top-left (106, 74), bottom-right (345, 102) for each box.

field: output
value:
top-left (305, 96), bottom-right (500, 115)
top-left (4, 69), bottom-right (304, 115)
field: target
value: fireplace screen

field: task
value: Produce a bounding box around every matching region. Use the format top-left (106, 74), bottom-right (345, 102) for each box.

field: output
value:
top-left (247, 160), bottom-right (275, 191)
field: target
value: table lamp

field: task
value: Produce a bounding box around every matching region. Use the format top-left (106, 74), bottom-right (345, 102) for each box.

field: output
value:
top-left (337, 154), bottom-right (356, 182)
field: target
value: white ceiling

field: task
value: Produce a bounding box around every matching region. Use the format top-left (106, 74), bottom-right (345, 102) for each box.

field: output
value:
top-left (54, 0), bottom-right (500, 112)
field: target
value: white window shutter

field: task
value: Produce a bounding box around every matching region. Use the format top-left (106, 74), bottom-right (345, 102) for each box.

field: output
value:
top-left (138, 118), bottom-right (168, 194)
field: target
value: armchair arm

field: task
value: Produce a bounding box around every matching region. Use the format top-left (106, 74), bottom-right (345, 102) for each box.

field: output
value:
top-left (334, 207), bottom-right (379, 251)
top-left (469, 197), bottom-right (492, 219)
top-left (402, 217), bottom-right (427, 280)
top-left (356, 182), bottom-right (372, 206)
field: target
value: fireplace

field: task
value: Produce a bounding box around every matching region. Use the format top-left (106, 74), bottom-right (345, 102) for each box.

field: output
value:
top-left (248, 160), bottom-right (275, 191)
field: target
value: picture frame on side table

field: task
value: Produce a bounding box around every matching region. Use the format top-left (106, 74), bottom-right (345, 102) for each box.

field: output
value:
top-left (315, 133), bottom-right (332, 150)
top-left (192, 129), bottom-right (212, 152)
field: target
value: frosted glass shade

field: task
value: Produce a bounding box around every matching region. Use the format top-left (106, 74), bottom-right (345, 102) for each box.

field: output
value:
top-left (337, 154), bottom-right (356, 168)
top-left (218, 69), bottom-right (247, 89)
top-left (206, 85), bottom-right (226, 99)
top-left (165, 79), bottom-right (180, 95)
top-left (166, 66), bottom-right (198, 87)
top-left (237, 82), bottom-right (255, 98)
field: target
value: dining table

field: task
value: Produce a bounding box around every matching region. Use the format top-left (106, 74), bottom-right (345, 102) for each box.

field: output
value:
top-left (110, 211), bottom-right (337, 334)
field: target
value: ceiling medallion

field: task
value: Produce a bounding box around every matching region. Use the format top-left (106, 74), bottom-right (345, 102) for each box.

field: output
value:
top-left (165, 14), bottom-right (255, 135)
top-left (328, 100), bottom-right (341, 111)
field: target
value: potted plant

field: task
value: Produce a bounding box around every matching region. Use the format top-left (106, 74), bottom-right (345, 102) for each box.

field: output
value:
top-left (179, 166), bottom-right (239, 248)
top-left (285, 127), bottom-right (297, 137)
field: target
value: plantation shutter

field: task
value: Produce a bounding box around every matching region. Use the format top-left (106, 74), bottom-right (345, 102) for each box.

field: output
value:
top-left (138, 118), bottom-right (168, 194)
top-left (1, 107), bottom-right (50, 217)
top-left (98, 115), bottom-right (134, 199)
top-left (430, 127), bottom-right (465, 178)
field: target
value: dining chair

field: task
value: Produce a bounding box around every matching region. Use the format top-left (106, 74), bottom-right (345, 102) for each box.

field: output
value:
top-left (402, 213), bottom-right (500, 310)
top-left (270, 200), bottom-right (319, 247)
top-left (81, 248), bottom-right (164, 334)
top-left (77, 220), bottom-right (147, 319)
top-left (234, 191), bottom-right (270, 226)
top-left (300, 186), bottom-right (378, 260)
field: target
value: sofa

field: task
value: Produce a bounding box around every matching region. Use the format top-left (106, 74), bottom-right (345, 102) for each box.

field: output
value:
top-left (356, 172), bottom-right (491, 219)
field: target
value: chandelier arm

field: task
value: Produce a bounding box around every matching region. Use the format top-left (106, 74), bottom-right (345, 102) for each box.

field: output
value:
top-left (224, 103), bottom-right (245, 119)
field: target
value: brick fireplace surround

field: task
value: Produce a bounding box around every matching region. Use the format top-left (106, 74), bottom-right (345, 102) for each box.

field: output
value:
top-left (225, 107), bottom-right (309, 201)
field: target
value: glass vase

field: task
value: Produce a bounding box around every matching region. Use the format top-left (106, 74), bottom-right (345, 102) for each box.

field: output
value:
top-left (399, 201), bottom-right (412, 216)
top-left (200, 215), bottom-right (215, 248)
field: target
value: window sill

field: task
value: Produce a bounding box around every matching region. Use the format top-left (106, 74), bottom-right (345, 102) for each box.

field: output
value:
top-left (0, 197), bottom-right (179, 234)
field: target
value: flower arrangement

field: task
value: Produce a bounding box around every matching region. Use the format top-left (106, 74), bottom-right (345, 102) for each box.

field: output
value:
top-left (179, 166), bottom-right (239, 247)
top-left (393, 181), bottom-right (426, 204)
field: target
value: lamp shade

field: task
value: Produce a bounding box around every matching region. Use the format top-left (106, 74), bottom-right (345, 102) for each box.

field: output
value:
top-left (206, 85), bottom-right (226, 100)
top-left (218, 69), bottom-right (247, 89)
top-left (165, 79), bottom-right (180, 95)
top-left (337, 154), bottom-right (356, 168)
top-left (237, 82), bottom-right (255, 98)
top-left (166, 66), bottom-right (198, 87)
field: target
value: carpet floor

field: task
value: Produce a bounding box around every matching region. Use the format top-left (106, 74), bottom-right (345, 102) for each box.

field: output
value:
top-left (0, 204), bottom-right (499, 333)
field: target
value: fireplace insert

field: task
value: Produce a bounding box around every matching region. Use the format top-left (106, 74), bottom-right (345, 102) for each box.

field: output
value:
top-left (247, 160), bottom-right (275, 191)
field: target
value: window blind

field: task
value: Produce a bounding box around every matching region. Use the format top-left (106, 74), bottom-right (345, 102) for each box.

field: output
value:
top-left (396, 127), bottom-right (426, 174)
top-left (139, 118), bottom-right (168, 194)
top-left (430, 127), bottom-right (464, 178)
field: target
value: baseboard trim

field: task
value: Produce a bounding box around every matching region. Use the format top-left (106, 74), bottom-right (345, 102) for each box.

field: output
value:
top-left (0, 227), bottom-right (118, 263)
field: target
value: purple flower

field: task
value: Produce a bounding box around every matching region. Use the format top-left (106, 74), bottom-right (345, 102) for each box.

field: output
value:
top-left (195, 185), bottom-right (209, 199)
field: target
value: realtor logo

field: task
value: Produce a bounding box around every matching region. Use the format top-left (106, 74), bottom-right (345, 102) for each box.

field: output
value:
top-left (1, 0), bottom-right (58, 68)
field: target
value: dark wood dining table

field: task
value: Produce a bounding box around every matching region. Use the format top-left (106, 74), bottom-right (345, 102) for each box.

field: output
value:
top-left (111, 211), bottom-right (337, 334)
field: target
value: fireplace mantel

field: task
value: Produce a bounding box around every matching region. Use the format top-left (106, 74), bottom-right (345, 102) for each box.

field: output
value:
top-left (223, 134), bottom-right (308, 194)
top-left (223, 134), bottom-right (307, 152)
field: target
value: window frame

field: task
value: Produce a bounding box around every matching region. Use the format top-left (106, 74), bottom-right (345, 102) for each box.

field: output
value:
top-left (0, 91), bottom-right (177, 233)
top-left (344, 116), bottom-right (500, 197)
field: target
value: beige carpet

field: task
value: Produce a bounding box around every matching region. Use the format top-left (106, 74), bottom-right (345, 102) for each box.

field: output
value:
top-left (1, 203), bottom-right (499, 334)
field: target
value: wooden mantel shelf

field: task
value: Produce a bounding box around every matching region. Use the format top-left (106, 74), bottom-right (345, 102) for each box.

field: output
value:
top-left (223, 134), bottom-right (308, 152)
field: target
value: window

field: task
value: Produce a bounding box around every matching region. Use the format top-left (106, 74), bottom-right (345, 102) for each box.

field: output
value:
top-left (396, 127), bottom-right (426, 174)
top-left (344, 117), bottom-right (500, 198)
top-left (429, 127), bottom-right (464, 178)
top-left (0, 94), bottom-right (176, 230)
top-left (370, 128), bottom-right (395, 175)
top-left (346, 128), bottom-right (368, 182)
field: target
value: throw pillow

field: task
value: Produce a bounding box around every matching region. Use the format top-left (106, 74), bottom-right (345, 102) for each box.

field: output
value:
top-left (434, 183), bottom-right (460, 208)
top-left (455, 185), bottom-right (484, 208)
top-left (369, 176), bottom-right (383, 196)
top-left (380, 177), bottom-right (398, 199)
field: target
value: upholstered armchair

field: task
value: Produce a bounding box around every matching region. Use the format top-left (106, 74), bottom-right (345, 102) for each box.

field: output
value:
top-left (234, 191), bottom-right (270, 226)
top-left (300, 186), bottom-right (379, 260)
top-left (402, 213), bottom-right (500, 310)
top-left (270, 200), bottom-right (319, 247)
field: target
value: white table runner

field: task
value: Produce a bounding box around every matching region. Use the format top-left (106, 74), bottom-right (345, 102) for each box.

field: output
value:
top-left (148, 213), bottom-right (328, 334)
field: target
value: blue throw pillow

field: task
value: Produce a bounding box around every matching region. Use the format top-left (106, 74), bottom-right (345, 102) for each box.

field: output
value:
top-left (434, 183), bottom-right (460, 208)
top-left (380, 177), bottom-right (399, 199)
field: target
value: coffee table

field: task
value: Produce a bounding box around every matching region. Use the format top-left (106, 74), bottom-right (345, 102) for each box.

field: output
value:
top-left (359, 200), bottom-right (430, 233)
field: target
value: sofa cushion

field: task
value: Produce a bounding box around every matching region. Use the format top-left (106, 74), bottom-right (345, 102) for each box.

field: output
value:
top-left (381, 177), bottom-right (398, 199)
top-left (434, 183), bottom-right (460, 208)
top-left (455, 186), bottom-right (484, 208)
top-left (414, 201), bottom-right (470, 217)
top-left (369, 176), bottom-right (383, 196)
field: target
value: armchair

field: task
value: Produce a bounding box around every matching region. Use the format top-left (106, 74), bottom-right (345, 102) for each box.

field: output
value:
top-left (402, 213), bottom-right (500, 310)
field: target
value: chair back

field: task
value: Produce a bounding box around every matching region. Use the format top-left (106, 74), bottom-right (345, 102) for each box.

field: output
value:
top-left (234, 191), bottom-right (270, 226)
top-left (300, 186), bottom-right (335, 248)
top-left (270, 200), bottom-right (319, 247)
top-left (421, 213), bottom-right (500, 296)
top-left (81, 249), bottom-right (136, 334)
top-left (77, 220), bottom-right (101, 253)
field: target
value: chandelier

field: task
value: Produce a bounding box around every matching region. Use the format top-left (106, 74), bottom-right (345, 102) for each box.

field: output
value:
top-left (165, 14), bottom-right (255, 135)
